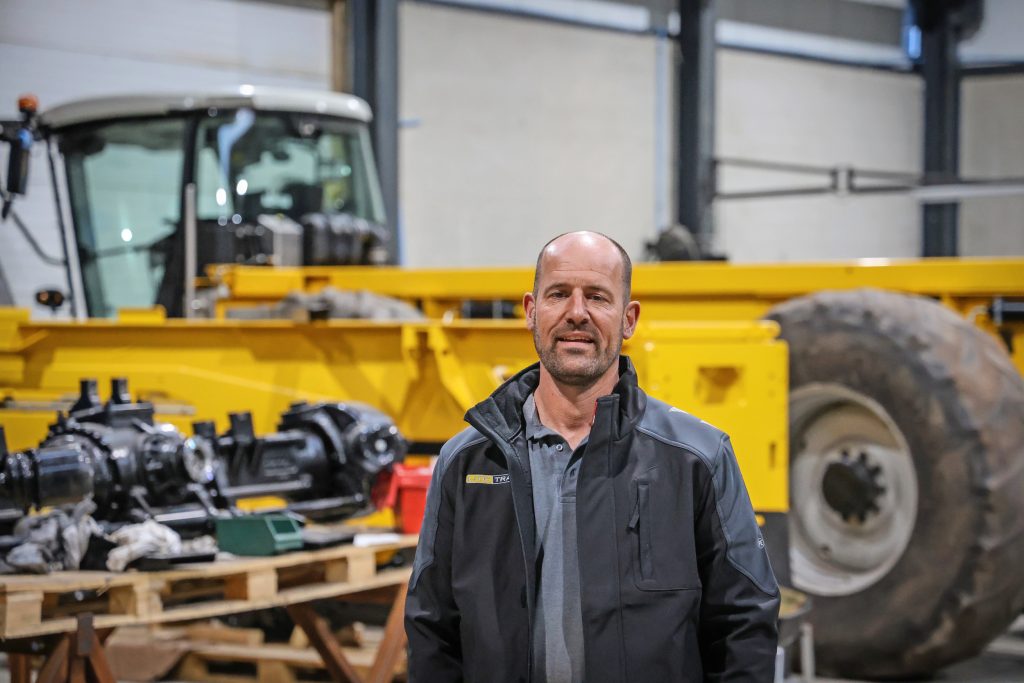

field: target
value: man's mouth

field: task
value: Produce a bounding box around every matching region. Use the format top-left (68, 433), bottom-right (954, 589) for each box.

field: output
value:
top-left (556, 334), bottom-right (595, 345)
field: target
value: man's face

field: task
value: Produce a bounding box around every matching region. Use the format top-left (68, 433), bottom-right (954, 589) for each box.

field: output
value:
top-left (524, 234), bottom-right (640, 387)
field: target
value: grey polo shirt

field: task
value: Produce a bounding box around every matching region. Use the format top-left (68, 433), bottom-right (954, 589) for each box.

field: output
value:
top-left (523, 393), bottom-right (587, 683)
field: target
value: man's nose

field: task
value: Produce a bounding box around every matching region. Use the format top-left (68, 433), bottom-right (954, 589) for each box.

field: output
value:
top-left (566, 290), bottom-right (589, 324)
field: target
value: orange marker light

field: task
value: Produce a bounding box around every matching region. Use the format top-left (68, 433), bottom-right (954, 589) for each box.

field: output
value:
top-left (17, 94), bottom-right (39, 114)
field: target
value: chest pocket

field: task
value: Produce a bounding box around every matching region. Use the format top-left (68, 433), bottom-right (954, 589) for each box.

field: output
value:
top-left (627, 470), bottom-right (702, 592)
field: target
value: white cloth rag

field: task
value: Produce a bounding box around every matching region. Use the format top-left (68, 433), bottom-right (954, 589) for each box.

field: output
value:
top-left (106, 520), bottom-right (182, 571)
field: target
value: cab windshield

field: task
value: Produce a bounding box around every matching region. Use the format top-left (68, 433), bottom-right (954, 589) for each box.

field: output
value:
top-left (59, 109), bottom-right (384, 317)
top-left (194, 110), bottom-right (384, 226)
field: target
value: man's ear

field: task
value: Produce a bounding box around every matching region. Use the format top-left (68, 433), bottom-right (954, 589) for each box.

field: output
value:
top-left (524, 291), bottom-right (537, 331)
top-left (622, 300), bottom-right (640, 339)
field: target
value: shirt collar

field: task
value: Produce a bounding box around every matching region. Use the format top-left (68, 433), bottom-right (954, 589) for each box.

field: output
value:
top-left (523, 392), bottom-right (561, 442)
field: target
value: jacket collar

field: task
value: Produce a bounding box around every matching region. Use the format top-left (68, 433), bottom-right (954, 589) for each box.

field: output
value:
top-left (465, 355), bottom-right (647, 445)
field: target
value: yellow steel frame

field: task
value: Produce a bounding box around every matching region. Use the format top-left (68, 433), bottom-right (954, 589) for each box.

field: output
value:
top-left (0, 310), bottom-right (788, 513)
top-left (210, 257), bottom-right (1024, 371)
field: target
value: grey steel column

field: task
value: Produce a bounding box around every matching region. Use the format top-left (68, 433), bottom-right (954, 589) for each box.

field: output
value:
top-left (677, 0), bottom-right (716, 251)
top-left (350, 0), bottom-right (401, 263)
top-left (920, 8), bottom-right (960, 257)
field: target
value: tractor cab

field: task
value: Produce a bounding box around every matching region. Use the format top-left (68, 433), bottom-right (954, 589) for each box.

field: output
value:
top-left (2, 87), bottom-right (389, 317)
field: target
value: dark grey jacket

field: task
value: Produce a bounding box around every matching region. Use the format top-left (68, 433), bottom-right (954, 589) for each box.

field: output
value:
top-left (406, 357), bottom-right (780, 682)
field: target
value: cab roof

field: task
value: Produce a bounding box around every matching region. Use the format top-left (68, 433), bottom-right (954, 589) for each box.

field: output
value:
top-left (40, 86), bottom-right (372, 129)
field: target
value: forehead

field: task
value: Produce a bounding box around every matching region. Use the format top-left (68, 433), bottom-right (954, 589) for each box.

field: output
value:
top-left (537, 236), bottom-right (624, 288)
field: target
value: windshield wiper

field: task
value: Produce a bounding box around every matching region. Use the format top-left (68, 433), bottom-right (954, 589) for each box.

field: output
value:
top-left (78, 232), bottom-right (174, 264)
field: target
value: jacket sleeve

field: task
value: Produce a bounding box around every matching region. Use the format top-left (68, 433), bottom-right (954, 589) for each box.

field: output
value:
top-left (695, 434), bottom-right (781, 682)
top-left (404, 444), bottom-right (463, 682)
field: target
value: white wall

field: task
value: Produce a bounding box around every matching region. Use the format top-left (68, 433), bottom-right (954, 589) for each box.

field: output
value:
top-left (398, 6), bottom-right (930, 267)
top-left (960, 74), bottom-right (1024, 257)
top-left (0, 0), bottom-right (330, 313)
top-left (714, 49), bottom-right (923, 262)
top-left (398, 2), bottom-right (659, 267)
top-left (960, 0), bottom-right (1024, 64)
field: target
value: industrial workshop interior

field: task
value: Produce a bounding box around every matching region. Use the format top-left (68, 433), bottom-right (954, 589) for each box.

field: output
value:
top-left (1, 0), bottom-right (1023, 681)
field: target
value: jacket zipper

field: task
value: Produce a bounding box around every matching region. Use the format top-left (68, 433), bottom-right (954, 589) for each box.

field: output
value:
top-left (500, 436), bottom-right (535, 683)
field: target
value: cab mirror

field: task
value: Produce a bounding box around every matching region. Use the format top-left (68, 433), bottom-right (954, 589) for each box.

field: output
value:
top-left (2, 95), bottom-right (39, 219)
top-left (5, 128), bottom-right (31, 196)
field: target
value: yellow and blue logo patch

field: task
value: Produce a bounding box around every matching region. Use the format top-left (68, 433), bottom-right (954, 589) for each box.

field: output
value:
top-left (465, 473), bottom-right (511, 485)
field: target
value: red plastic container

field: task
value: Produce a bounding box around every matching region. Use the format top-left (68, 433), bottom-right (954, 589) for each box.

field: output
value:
top-left (376, 463), bottom-right (434, 534)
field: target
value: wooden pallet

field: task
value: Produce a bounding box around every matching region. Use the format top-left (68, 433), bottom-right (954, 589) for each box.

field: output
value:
top-left (0, 537), bottom-right (416, 639)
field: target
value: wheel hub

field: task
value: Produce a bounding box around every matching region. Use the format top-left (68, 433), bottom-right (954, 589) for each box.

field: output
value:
top-left (789, 383), bottom-right (918, 597)
top-left (821, 450), bottom-right (885, 523)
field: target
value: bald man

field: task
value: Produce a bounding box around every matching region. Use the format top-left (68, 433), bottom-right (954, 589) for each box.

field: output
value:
top-left (406, 232), bottom-right (780, 682)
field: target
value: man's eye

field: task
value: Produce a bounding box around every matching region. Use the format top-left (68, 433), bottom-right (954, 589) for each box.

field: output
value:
top-left (550, 291), bottom-right (567, 299)
top-left (589, 294), bottom-right (607, 302)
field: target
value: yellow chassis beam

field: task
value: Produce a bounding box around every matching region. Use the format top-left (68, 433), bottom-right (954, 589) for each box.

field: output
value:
top-left (212, 257), bottom-right (1024, 306)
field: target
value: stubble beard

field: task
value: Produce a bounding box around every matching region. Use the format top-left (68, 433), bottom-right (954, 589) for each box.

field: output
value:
top-left (533, 325), bottom-right (623, 388)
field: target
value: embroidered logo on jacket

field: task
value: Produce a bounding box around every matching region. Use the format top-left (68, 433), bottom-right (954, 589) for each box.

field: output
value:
top-left (465, 474), bottom-right (511, 485)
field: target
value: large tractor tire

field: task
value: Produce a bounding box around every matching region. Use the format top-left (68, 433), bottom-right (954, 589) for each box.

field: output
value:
top-left (766, 289), bottom-right (1024, 679)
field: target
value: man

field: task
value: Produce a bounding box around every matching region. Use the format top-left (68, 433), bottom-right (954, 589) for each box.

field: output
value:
top-left (406, 231), bottom-right (780, 682)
